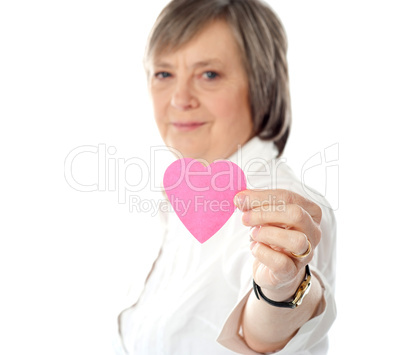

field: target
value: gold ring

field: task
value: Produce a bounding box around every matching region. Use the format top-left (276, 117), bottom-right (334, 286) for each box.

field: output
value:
top-left (291, 239), bottom-right (312, 259)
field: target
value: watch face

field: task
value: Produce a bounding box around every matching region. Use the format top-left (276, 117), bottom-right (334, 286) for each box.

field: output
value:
top-left (294, 280), bottom-right (312, 307)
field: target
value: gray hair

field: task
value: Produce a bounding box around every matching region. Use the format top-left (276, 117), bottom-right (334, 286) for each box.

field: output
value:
top-left (144, 0), bottom-right (291, 156)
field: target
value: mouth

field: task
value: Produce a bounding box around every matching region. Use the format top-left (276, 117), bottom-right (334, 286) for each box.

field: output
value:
top-left (170, 121), bottom-right (207, 132)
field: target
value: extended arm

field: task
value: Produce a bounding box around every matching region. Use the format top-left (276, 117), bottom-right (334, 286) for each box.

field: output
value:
top-left (235, 189), bottom-right (324, 353)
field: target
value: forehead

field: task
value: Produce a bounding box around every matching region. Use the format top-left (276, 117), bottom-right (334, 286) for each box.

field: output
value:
top-left (152, 20), bottom-right (243, 67)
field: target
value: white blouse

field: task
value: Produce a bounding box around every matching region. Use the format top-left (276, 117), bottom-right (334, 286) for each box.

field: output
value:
top-left (115, 137), bottom-right (337, 354)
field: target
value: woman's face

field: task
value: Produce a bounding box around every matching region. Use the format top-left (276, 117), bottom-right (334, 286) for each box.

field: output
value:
top-left (149, 20), bottom-right (254, 164)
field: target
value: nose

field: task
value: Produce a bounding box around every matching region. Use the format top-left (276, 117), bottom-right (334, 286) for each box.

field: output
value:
top-left (170, 79), bottom-right (198, 111)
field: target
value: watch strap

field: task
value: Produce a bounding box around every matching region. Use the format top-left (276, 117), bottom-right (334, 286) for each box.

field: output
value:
top-left (252, 265), bottom-right (312, 309)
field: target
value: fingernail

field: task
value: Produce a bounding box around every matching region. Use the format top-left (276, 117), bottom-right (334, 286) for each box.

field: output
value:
top-left (250, 241), bottom-right (257, 253)
top-left (234, 193), bottom-right (244, 207)
top-left (249, 226), bottom-right (261, 240)
top-left (242, 211), bottom-right (251, 225)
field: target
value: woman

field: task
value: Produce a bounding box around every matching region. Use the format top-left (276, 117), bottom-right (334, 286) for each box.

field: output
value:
top-left (117, 0), bottom-right (336, 354)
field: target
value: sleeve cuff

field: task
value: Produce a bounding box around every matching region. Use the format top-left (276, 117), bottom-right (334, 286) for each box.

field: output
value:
top-left (216, 268), bottom-right (337, 354)
top-left (216, 287), bottom-right (264, 355)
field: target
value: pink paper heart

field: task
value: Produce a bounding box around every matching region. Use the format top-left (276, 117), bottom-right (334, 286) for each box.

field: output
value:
top-left (163, 158), bottom-right (247, 243)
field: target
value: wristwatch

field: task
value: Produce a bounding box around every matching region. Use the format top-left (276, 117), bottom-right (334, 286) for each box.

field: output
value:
top-left (252, 265), bottom-right (312, 309)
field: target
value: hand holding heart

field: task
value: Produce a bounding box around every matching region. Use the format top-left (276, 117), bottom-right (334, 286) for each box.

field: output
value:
top-left (235, 189), bottom-right (322, 301)
top-left (164, 159), bottom-right (322, 302)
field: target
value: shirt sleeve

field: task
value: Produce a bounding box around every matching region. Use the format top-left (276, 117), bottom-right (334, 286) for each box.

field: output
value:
top-left (216, 268), bottom-right (336, 354)
top-left (216, 185), bottom-right (337, 354)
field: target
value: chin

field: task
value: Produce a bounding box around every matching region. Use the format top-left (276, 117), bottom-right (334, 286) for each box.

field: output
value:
top-left (166, 138), bottom-right (205, 159)
top-left (178, 147), bottom-right (207, 161)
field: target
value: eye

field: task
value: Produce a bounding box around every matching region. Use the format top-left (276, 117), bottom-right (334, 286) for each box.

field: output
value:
top-left (203, 71), bottom-right (219, 80)
top-left (154, 71), bottom-right (172, 79)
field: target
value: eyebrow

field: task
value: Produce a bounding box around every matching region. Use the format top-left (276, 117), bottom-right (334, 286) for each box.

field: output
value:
top-left (153, 59), bottom-right (223, 69)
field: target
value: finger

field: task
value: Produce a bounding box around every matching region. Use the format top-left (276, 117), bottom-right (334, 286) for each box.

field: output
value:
top-left (235, 189), bottom-right (322, 224)
top-left (250, 225), bottom-right (311, 259)
top-left (250, 241), bottom-right (298, 286)
top-left (243, 204), bottom-right (321, 247)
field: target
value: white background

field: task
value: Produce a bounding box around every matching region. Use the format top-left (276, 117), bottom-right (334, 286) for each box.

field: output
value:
top-left (1, 1), bottom-right (401, 354)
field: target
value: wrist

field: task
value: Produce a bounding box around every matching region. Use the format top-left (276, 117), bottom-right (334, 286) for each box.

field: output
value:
top-left (259, 267), bottom-right (306, 302)
top-left (253, 265), bottom-right (312, 308)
